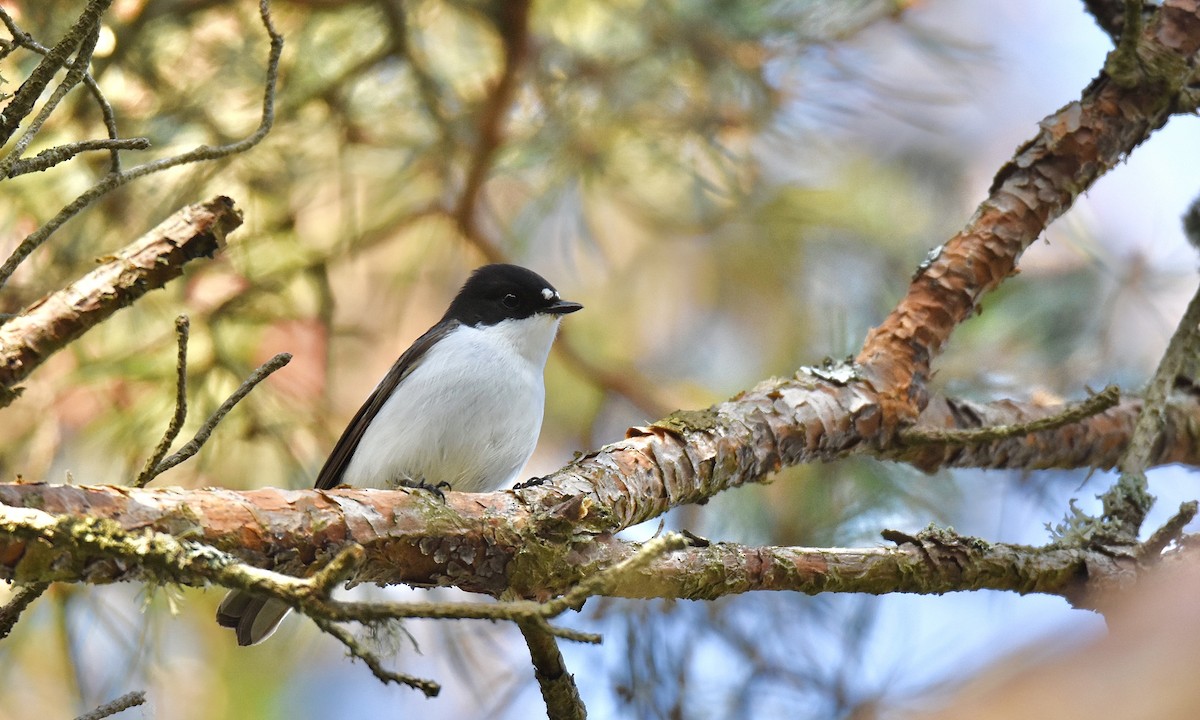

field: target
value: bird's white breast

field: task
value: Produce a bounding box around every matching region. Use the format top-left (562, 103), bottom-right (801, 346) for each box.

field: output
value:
top-left (341, 314), bottom-right (563, 492)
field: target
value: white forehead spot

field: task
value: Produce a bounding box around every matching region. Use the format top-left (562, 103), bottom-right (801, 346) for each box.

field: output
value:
top-left (541, 288), bottom-right (557, 301)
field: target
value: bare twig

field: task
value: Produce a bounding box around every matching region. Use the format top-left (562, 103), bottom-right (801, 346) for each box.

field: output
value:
top-left (1122, 281), bottom-right (1200, 475)
top-left (6, 137), bottom-right (149, 177)
top-left (133, 316), bottom-right (190, 488)
top-left (0, 0), bottom-right (283, 289)
top-left (0, 6), bottom-right (125, 171)
top-left (1140, 501), bottom-right (1199, 560)
top-left (0, 22), bottom-right (102, 178)
top-left (543, 534), bottom-right (691, 616)
top-left (517, 617), bottom-right (587, 720)
top-left (0, 581), bottom-right (49, 640)
top-left (899, 386), bottom-right (1121, 447)
top-left (0, 0), bottom-right (114, 144)
top-left (152, 353), bottom-right (292, 475)
top-left (71, 691), bottom-right (146, 720)
top-left (311, 616), bottom-right (441, 697)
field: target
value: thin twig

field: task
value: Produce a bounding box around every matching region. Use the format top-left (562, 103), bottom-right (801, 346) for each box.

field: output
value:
top-left (305, 545), bottom-right (366, 598)
top-left (0, 581), bottom-right (49, 640)
top-left (1087, 255), bottom-right (1200, 544)
top-left (152, 352), bottom-right (291, 475)
top-left (1122, 281), bottom-right (1200, 474)
top-left (7, 137), bottom-right (149, 177)
top-left (0, 0), bottom-right (114, 144)
top-left (133, 316), bottom-right (190, 488)
top-left (311, 616), bottom-right (441, 697)
top-left (516, 617), bottom-right (587, 720)
top-left (0, 23), bottom-right (103, 179)
top-left (1139, 501), bottom-right (1199, 560)
top-left (0, 6), bottom-right (125, 171)
top-left (898, 385), bottom-right (1121, 447)
top-left (541, 624), bottom-right (602, 644)
top-left (71, 690), bottom-right (146, 720)
top-left (0, 0), bottom-right (283, 289)
top-left (543, 533), bottom-right (690, 615)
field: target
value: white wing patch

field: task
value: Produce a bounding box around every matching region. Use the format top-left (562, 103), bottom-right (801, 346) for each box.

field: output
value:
top-left (541, 287), bottom-right (558, 301)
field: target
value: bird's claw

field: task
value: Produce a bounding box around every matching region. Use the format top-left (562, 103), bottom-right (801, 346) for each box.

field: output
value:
top-left (400, 478), bottom-right (451, 502)
top-left (512, 476), bottom-right (547, 490)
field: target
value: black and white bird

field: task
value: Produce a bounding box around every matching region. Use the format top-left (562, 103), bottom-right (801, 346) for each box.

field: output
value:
top-left (217, 263), bottom-right (583, 645)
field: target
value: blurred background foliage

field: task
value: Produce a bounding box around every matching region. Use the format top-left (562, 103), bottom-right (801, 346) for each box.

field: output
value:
top-left (0, 1), bottom-right (1197, 718)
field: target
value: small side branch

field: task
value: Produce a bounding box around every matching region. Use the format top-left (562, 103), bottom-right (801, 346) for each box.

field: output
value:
top-left (1140, 501), bottom-right (1199, 560)
top-left (543, 534), bottom-right (691, 615)
top-left (311, 616), bottom-right (441, 697)
top-left (0, 0), bottom-right (114, 144)
top-left (133, 316), bottom-right (191, 488)
top-left (0, 0), bottom-right (282, 288)
top-left (1091, 265), bottom-right (1200, 545)
top-left (517, 618), bottom-right (587, 720)
top-left (899, 385), bottom-right (1120, 447)
top-left (6, 138), bottom-right (150, 177)
top-left (1123, 278), bottom-right (1200, 475)
top-left (150, 352), bottom-right (291, 476)
top-left (0, 581), bottom-right (49, 640)
top-left (72, 691), bottom-right (146, 720)
top-left (0, 197), bottom-right (243, 407)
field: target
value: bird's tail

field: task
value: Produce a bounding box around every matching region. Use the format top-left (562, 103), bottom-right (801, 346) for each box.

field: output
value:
top-left (216, 590), bottom-right (292, 646)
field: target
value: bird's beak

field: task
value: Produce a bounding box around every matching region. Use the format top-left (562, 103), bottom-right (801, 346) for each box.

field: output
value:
top-left (545, 299), bottom-right (583, 315)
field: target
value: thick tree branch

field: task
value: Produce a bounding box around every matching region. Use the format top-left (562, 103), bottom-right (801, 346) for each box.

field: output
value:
top-left (856, 0), bottom-right (1200, 428)
top-left (0, 486), bottom-right (1151, 607)
top-left (0, 196), bottom-right (243, 407)
top-left (1084, 0), bottom-right (1134, 40)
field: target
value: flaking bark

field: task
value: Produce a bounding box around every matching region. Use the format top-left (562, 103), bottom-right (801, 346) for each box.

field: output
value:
top-left (0, 196), bottom-right (243, 405)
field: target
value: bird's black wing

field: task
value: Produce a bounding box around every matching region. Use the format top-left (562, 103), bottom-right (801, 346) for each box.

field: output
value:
top-left (314, 320), bottom-right (458, 490)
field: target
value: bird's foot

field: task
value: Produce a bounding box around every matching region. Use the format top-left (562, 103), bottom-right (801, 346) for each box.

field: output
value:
top-left (512, 476), bottom-right (547, 490)
top-left (399, 477), bottom-right (452, 502)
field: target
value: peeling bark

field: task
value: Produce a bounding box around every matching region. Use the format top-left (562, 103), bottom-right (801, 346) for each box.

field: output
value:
top-left (0, 196), bottom-right (242, 404)
top-left (0, 485), bottom-right (1135, 608)
top-left (856, 0), bottom-right (1200, 428)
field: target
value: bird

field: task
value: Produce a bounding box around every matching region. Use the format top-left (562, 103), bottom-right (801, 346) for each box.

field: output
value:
top-left (217, 263), bottom-right (583, 645)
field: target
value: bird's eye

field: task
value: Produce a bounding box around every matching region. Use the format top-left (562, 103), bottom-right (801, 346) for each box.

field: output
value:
top-left (501, 293), bottom-right (519, 309)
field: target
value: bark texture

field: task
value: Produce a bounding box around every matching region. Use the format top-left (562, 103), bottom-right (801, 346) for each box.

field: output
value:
top-left (0, 196), bottom-right (242, 404)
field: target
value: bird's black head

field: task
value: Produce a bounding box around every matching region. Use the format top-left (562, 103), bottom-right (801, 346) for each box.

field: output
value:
top-left (444, 264), bottom-right (583, 327)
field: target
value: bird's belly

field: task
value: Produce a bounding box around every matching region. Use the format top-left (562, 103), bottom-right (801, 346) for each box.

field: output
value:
top-left (342, 352), bottom-right (545, 492)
